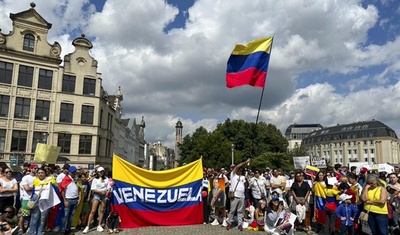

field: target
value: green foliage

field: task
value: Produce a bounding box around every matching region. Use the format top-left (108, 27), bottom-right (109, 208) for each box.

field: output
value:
top-left (178, 119), bottom-right (294, 172)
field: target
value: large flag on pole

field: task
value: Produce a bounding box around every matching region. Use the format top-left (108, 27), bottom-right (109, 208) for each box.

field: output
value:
top-left (226, 37), bottom-right (273, 88)
top-left (111, 154), bottom-right (204, 228)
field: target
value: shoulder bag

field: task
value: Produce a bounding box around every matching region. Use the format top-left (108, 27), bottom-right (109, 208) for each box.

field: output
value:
top-left (229, 176), bottom-right (240, 200)
top-left (27, 186), bottom-right (44, 209)
top-left (359, 187), bottom-right (380, 222)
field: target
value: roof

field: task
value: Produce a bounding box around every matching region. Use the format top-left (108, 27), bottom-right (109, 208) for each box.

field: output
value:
top-left (284, 123), bottom-right (323, 136)
top-left (302, 120), bottom-right (398, 145)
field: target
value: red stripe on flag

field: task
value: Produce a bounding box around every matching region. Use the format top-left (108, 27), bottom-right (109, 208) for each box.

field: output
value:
top-left (112, 202), bottom-right (203, 228)
top-left (226, 69), bottom-right (266, 88)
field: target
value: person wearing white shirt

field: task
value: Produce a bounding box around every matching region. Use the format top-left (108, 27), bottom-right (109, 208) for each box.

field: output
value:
top-left (60, 166), bottom-right (81, 235)
top-left (83, 167), bottom-right (111, 234)
top-left (249, 170), bottom-right (267, 208)
top-left (226, 159), bottom-right (251, 231)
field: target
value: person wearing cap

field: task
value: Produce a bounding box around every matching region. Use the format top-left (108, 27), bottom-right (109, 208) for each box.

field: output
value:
top-left (265, 190), bottom-right (286, 234)
top-left (361, 173), bottom-right (388, 235)
top-left (56, 164), bottom-right (70, 184)
top-left (59, 166), bottom-right (81, 235)
top-left (358, 167), bottom-right (368, 187)
top-left (83, 166), bottom-right (111, 234)
top-left (335, 194), bottom-right (357, 235)
top-left (248, 169), bottom-right (268, 209)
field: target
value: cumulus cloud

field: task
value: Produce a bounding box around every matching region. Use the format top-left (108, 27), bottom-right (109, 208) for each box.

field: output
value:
top-left (1, 0), bottom-right (400, 147)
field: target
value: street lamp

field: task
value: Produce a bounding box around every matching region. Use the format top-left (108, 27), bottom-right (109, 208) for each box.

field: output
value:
top-left (231, 144), bottom-right (235, 165)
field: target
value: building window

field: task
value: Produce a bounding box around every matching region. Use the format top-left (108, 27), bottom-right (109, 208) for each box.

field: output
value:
top-left (32, 132), bottom-right (47, 152)
top-left (100, 109), bottom-right (103, 128)
top-left (353, 150), bottom-right (357, 154)
top-left (0, 129), bottom-right (5, 151)
top-left (14, 97), bottom-right (31, 119)
top-left (23, 34), bottom-right (35, 52)
top-left (364, 149), bottom-right (368, 154)
top-left (60, 103), bottom-right (74, 123)
top-left (371, 158), bottom-right (375, 163)
top-left (0, 61), bottom-right (13, 84)
top-left (11, 130), bottom-right (27, 151)
top-left (18, 65), bottom-right (34, 87)
top-left (370, 149), bottom-right (374, 154)
top-left (62, 75), bottom-right (76, 93)
top-left (35, 100), bottom-right (50, 121)
top-left (364, 158), bottom-right (368, 162)
top-left (38, 69), bottom-right (53, 90)
top-left (348, 150), bottom-right (351, 155)
top-left (81, 105), bottom-right (94, 124)
top-left (108, 113), bottom-right (113, 130)
top-left (79, 135), bottom-right (92, 154)
top-left (58, 133), bottom-right (71, 153)
top-left (0, 95), bottom-right (10, 117)
top-left (83, 78), bottom-right (96, 95)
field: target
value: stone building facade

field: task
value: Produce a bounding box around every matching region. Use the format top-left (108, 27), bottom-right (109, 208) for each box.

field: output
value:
top-left (0, 4), bottom-right (141, 169)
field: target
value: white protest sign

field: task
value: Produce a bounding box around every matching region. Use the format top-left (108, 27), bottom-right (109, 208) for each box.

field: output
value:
top-left (311, 156), bottom-right (326, 168)
top-left (293, 156), bottom-right (310, 170)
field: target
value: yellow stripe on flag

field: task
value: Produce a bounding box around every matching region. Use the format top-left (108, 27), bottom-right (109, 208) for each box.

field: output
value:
top-left (112, 154), bottom-right (203, 188)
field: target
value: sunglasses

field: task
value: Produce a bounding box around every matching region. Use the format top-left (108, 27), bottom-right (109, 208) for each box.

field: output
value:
top-left (4, 211), bottom-right (13, 214)
top-left (4, 171), bottom-right (11, 174)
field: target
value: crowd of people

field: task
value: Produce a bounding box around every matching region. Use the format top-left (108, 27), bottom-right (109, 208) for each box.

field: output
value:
top-left (0, 162), bottom-right (121, 235)
top-left (202, 159), bottom-right (400, 235)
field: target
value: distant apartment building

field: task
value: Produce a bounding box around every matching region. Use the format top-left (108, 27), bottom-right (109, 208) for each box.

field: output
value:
top-left (145, 141), bottom-right (175, 170)
top-left (0, 3), bottom-right (141, 169)
top-left (301, 120), bottom-right (400, 166)
top-left (285, 124), bottom-right (323, 151)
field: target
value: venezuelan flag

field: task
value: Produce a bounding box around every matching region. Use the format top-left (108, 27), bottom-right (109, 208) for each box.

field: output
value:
top-left (314, 182), bottom-right (326, 225)
top-left (305, 165), bottom-right (319, 177)
top-left (111, 155), bottom-right (204, 228)
top-left (226, 37), bottom-right (273, 88)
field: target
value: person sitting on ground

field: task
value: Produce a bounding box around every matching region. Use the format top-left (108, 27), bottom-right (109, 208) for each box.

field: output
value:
top-left (105, 211), bottom-right (121, 234)
top-left (248, 199), bottom-right (266, 231)
top-left (0, 206), bottom-right (18, 234)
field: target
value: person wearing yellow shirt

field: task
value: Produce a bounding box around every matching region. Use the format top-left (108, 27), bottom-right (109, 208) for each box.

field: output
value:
top-left (361, 173), bottom-right (388, 235)
top-left (29, 167), bottom-right (57, 235)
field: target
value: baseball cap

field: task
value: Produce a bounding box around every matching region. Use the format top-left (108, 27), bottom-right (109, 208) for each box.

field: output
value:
top-left (97, 166), bottom-right (105, 172)
top-left (62, 163), bottom-right (71, 170)
top-left (68, 166), bottom-right (77, 173)
top-left (360, 167), bottom-right (368, 173)
top-left (29, 164), bottom-right (38, 169)
top-left (339, 194), bottom-right (352, 203)
top-left (266, 167), bottom-right (271, 171)
top-left (271, 195), bottom-right (280, 201)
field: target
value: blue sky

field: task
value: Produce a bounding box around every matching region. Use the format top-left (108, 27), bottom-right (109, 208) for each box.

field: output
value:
top-left (1, 0), bottom-right (400, 148)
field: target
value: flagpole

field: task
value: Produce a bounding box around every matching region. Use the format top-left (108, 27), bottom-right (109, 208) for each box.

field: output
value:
top-left (251, 37), bottom-right (274, 156)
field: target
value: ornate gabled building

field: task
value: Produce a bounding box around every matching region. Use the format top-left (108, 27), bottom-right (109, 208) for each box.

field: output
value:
top-left (301, 120), bottom-right (400, 166)
top-left (0, 3), bottom-right (140, 169)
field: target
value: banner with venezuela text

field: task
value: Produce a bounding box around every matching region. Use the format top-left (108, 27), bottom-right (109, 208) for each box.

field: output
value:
top-left (111, 154), bottom-right (204, 228)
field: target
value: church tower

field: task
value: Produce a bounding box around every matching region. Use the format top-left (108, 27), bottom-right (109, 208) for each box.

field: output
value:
top-left (174, 120), bottom-right (183, 167)
top-left (175, 119), bottom-right (183, 144)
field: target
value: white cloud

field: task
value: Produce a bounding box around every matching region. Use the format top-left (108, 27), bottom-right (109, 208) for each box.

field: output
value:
top-left (2, 0), bottom-right (400, 148)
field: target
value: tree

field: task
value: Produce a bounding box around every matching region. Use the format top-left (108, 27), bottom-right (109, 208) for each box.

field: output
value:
top-left (178, 119), bottom-right (290, 171)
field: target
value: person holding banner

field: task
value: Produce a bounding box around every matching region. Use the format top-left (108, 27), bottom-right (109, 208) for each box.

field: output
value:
top-left (209, 178), bottom-right (227, 226)
top-left (30, 167), bottom-right (57, 235)
top-left (83, 167), bottom-right (111, 234)
top-left (226, 158), bottom-right (251, 231)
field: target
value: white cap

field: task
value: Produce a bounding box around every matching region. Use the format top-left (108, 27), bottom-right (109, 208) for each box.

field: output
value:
top-left (339, 194), bottom-right (352, 203)
top-left (97, 166), bottom-right (105, 172)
